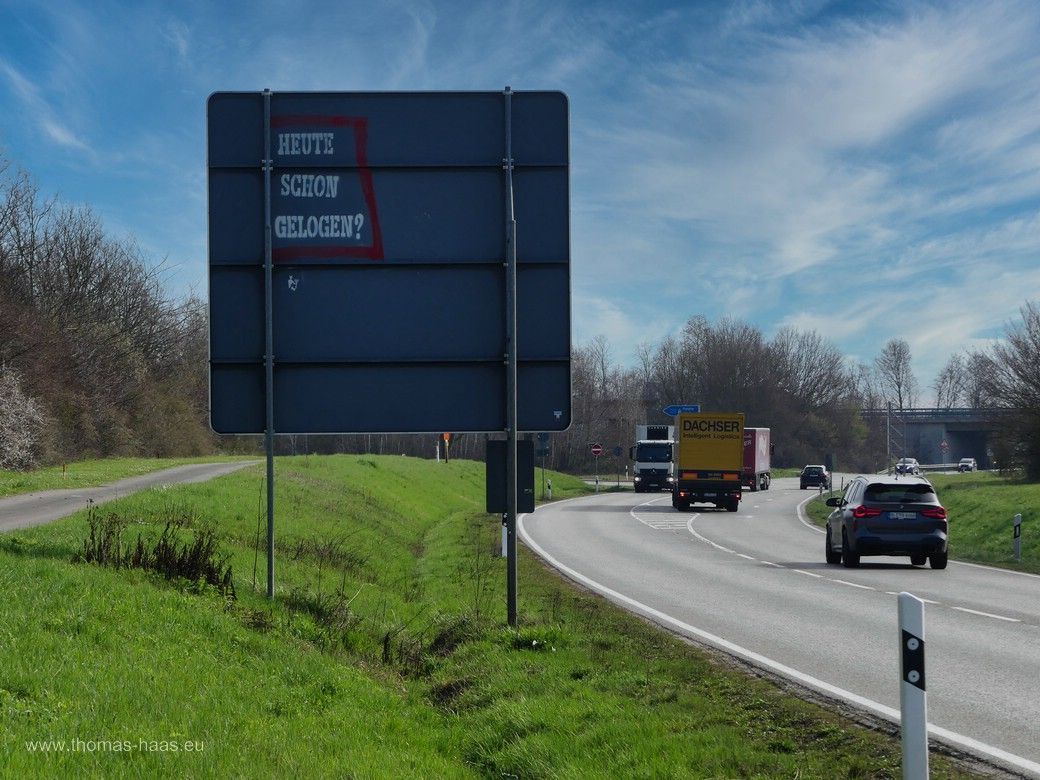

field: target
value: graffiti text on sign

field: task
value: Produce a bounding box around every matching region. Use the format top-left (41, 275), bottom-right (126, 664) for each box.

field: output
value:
top-left (277, 132), bottom-right (335, 155)
top-left (280, 174), bottom-right (340, 198)
top-left (274, 214), bottom-right (365, 239)
top-left (271, 114), bottom-right (384, 261)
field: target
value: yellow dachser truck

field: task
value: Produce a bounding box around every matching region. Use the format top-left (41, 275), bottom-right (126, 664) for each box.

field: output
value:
top-left (671, 412), bottom-right (745, 512)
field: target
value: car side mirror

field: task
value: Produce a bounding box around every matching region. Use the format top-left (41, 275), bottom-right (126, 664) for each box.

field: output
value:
top-left (825, 497), bottom-right (842, 507)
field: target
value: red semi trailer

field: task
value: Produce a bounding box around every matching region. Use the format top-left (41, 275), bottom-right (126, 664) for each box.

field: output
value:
top-left (742, 427), bottom-right (771, 492)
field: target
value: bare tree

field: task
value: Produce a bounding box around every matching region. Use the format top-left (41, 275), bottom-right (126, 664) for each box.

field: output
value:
top-left (962, 351), bottom-right (995, 408)
top-left (874, 339), bottom-right (919, 410)
top-left (977, 302), bottom-right (1040, 478)
top-left (933, 354), bottom-right (966, 409)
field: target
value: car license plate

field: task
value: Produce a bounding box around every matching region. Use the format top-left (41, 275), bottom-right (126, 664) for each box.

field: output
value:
top-left (703, 493), bottom-right (717, 498)
top-left (890, 511), bottom-right (916, 520)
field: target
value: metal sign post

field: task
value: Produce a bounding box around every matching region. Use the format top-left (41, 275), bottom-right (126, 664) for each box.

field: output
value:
top-left (503, 86), bottom-right (519, 628)
top-left (262, 88), bottom-right (276, 599)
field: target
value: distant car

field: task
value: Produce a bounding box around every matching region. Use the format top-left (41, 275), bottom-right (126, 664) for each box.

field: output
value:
top-left (958, 457), bottom-right (977, 472)
top-left (799, 465), bottom-right (830, 490)
top-left (824, 474), bottom-right (948, 569)
top-left (894, 457), bottom-right (921, 475)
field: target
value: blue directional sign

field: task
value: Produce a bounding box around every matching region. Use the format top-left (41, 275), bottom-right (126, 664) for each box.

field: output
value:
top-left (663, 404), bottom-right (700, 416)
top-left (208, 91), bottom-right (570, 434)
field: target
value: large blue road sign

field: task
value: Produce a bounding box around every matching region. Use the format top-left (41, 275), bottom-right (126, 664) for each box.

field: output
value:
top-left (208, 91), bottom-right (570, 433)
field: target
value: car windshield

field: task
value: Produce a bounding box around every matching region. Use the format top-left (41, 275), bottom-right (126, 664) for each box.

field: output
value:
top-left (898, 459), bottom-right (916, 465)
top-left (804, 467), bottom-right (823, 475)
top-left (960, 459), bottom-right (972, 464)
top-left (864, 483), bottom-right (937, 503)
top-left (635, 443), bottom-right (672, 462)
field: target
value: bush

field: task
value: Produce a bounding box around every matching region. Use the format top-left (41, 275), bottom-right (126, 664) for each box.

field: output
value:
top-left (0, 366), bottom-right (48, 470)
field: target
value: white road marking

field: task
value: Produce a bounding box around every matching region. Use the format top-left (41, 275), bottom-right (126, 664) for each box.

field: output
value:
top-left (832, 579), bottom-right (876, 591)
top-left (793, 569), bottom-right (824, 578)
top-left (796, 493), bottom-right (826, 534)
top-left (737, 554), bottom-right (756, 560)
top-left (952, 606), bottom-right (1021, 623)
top-left (761, 561), bottom-right (781, 568)
top-left (517, 505), bottom-right (1040, 779)
top-left (951, 559), bottom-right (1040, 580)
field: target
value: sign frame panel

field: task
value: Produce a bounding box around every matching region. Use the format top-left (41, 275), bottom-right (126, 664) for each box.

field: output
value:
top-left (207, 90), bottom-right (570, 435)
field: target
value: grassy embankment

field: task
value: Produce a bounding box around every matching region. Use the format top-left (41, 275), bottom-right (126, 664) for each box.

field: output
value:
top-left (0, 456), bottom-right (253, 498)
top-left (804, 471), bottom-right (1040, 574)
top-left (1, 455), bottom-right (974, 777)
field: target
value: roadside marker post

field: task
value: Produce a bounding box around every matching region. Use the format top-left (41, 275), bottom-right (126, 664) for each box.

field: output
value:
top-left (1014, 513), bottom-right (1022, 562)
top-left (590, 443), bottom-right (603, 492)
top-left (898, 592), bottom-right (929, 780)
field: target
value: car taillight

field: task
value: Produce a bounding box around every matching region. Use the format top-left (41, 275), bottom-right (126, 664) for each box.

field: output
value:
top-left (852, 505), bottom-right (882, 518)
top-left (922, 506), bottom-right (947, 520)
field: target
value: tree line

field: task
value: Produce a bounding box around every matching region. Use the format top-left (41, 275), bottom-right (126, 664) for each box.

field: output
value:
top-left (0, 159), bottom-right (212, 468)
top-left (2, 156), bottom-right (1037, 478)
top-left (549, 312), bottom-right (1040, 479)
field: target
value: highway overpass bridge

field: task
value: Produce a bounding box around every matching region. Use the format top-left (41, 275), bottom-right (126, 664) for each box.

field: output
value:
top-left (860, 408), bottom-right (1001, 468)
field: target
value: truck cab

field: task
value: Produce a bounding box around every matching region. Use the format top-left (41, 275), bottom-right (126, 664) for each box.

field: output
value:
top-left (631, 439), bottom-right (674, 492)
top-left (630, 424), bottom-right (675, 493)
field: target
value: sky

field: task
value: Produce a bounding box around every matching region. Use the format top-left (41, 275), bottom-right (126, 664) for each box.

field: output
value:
top-left (2, 0), bottom-right (1039, 404)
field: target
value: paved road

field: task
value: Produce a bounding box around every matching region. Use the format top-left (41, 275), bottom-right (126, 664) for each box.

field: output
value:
top-left (0, 461), bottom-right (260, 533)
top-left (520, 477), bottom-right (1040, 778)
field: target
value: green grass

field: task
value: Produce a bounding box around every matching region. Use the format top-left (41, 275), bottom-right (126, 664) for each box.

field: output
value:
top-left (1, 455), bottom-right (975, 778)
top-left (804, 471), bottom-right (1040, 574)
top-left (0, 456), bottom-right (253, 498)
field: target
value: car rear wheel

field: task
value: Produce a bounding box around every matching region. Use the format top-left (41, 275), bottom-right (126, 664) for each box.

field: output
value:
top-left (825, 528), bottom-right (842, 565)
top-left (930, 552), bottom-right (948, 570)
top-left (910, 554), bottom-right (927, 566)
top-left (841, 531), bottom-right (860, 568)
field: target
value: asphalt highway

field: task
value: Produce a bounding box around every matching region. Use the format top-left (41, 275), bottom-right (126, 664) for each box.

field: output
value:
top-left (520, 477), bottom-right (1040, 777)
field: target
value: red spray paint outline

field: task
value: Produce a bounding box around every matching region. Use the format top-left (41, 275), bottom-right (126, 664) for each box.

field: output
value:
top-left (270, 114), bottom-right (384, 261)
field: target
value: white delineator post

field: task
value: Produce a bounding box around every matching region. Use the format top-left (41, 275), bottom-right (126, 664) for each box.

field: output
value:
top-left (1014, 513), bottom-right (1022, 562)
top-left (898, 592), bottom-right (929, 780)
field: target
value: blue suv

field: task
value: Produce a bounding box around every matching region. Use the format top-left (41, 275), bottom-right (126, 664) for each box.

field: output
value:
top-left (824, 475), bottom-right (948, 569)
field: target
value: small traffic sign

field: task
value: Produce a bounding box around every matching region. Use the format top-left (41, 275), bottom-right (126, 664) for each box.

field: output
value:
top-left (939, 439), bottom-right (949, 452)
top-left (590, 443), bottom-right (603, 456)
top-left (613, 445), bottom-right (623, 457)
top-left (663, 404), bottom-right (700, 416)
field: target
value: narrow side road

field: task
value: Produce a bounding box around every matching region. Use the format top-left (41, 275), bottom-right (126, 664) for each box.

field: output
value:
top-left (0, 461), bottom-right (261, 533)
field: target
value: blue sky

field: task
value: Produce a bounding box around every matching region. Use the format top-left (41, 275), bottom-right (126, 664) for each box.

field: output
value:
top-left (2, 0), bottom-right (1039, 403)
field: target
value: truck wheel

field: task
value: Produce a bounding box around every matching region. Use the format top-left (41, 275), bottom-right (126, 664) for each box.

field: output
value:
top-left (762, 475), bottom-right (770, 490)
top-left (748, 481), bottom-right (758, 492)
top-left (677, 499), bottom-right (691, 511)
top-left (726, 500), bottom-right (738, 512)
